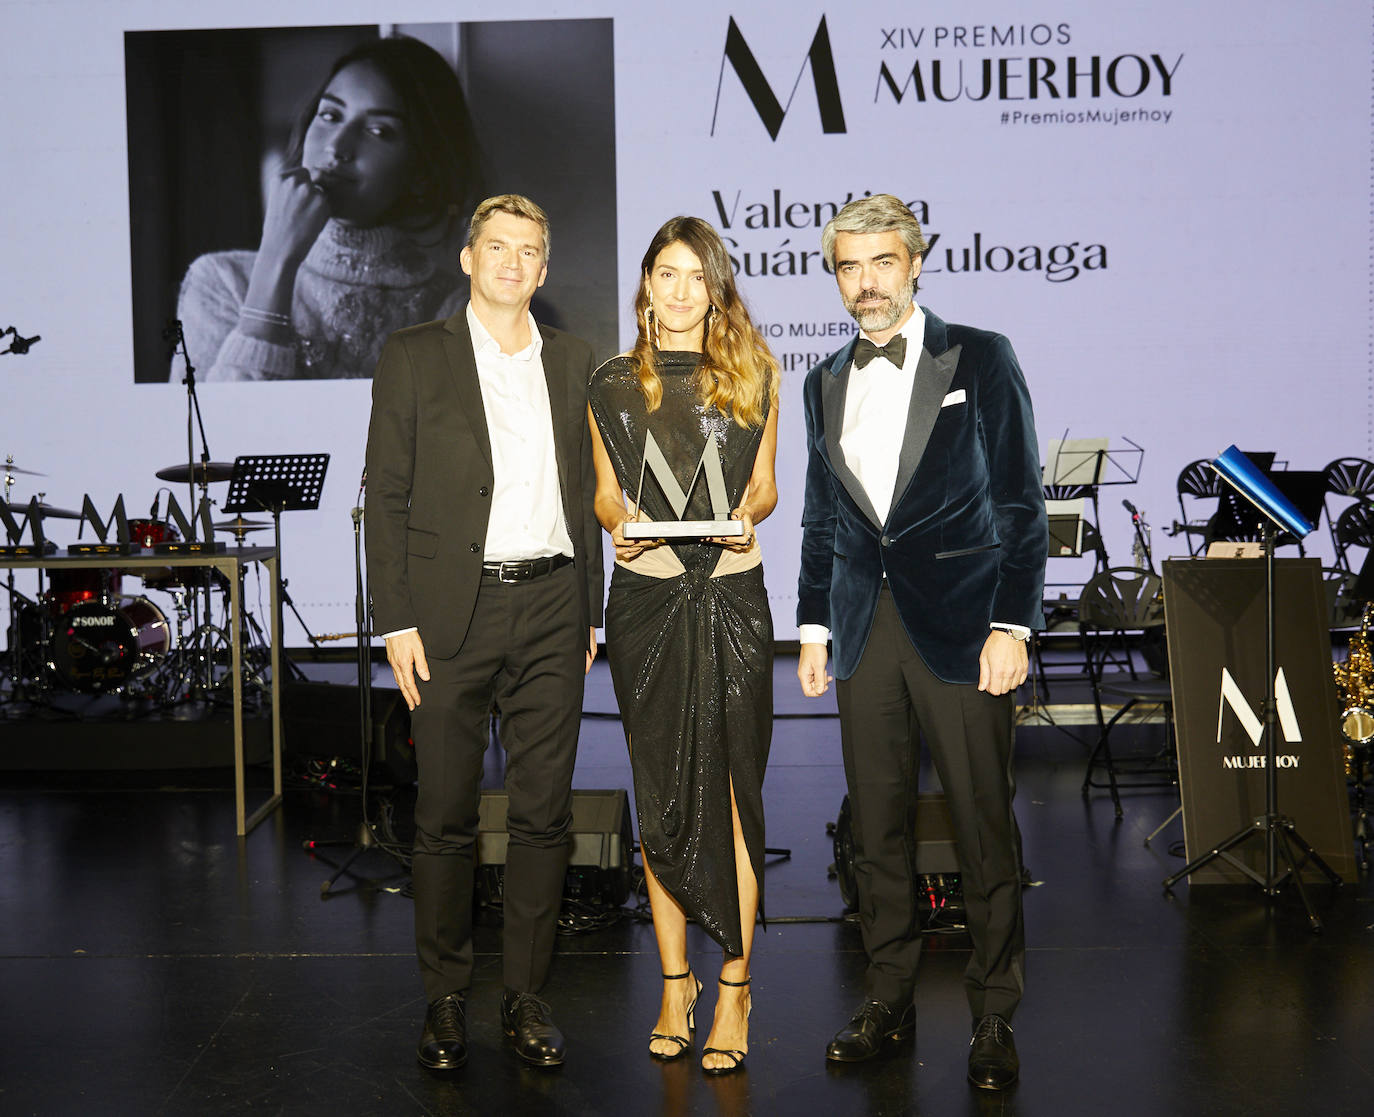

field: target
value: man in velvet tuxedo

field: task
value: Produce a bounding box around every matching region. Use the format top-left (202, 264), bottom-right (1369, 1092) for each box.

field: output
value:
top-left (365, 194), bottom-right (602, 1072)
top-left (797, 195), bottom-right (1046, 1091)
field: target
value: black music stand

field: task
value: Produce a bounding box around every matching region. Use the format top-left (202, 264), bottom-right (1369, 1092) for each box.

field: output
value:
top-left (1162, 447), bottom-right (1342, 930)
top-left (224, 454), bottom-right (329, 680)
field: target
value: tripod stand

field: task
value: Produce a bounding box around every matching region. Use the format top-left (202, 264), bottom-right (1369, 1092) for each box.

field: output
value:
top-left (1163, 455), bottom-right (1343, 931)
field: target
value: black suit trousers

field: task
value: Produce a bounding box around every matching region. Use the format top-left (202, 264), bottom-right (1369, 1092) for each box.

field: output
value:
top-left (835, 585), bottom-right (1025, 1021)
top-left (409, 563), bottom-right (585, 1002)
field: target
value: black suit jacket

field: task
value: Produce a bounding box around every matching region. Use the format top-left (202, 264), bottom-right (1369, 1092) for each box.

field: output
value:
top-left (365, 310), bottom-right (603, 659)
top-left (797, 307), bottom-right (1047, 684)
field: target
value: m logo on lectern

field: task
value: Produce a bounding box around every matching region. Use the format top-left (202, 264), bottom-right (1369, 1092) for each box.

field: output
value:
top-left (1216, 667), bottom-right (1302, 769)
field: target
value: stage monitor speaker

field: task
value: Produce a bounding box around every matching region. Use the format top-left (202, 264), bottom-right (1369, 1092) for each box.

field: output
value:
top-left (829, 791), bottom-right (961, 916)
top-left (476, 788), bottom-right (634, 908)
top-left (282, 682), bottom-right (416, 784)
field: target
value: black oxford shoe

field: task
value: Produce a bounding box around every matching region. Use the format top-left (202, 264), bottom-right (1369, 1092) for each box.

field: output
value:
top-left (967, 1014), bottom-right (1019, 1090)
top-left (825, 999), bottom-right (916, 1062)
top-left (417, 992), bottom-right (467, 1071)
top-left (501, 990), bottom-right (566, 1067)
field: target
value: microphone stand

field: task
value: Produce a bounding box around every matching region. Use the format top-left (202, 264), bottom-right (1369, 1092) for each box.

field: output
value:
top-left (1124, 501), bottom-right (1156, 573)
top-left (164, 320), bottom-right (215, 698)
top-left (310, 476), bottom-right (410, 896)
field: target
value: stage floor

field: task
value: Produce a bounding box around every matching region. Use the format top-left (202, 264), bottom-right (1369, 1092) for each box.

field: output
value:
top-left (1, 655), bottom-right (1370, 1117)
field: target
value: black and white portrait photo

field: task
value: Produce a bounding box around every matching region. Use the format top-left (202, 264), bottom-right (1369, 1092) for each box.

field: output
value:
top-left (126, 20), bottom-right (618, 383)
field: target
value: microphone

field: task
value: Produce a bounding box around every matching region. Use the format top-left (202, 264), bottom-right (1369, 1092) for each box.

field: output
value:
top-left (359, 467), bottom-right (367, 493)
top-left (149, 491), bottom-right (161, 521)
top-left (1, 326), bottom-right (40, 355)
top-left (1122, 499), bottom-right (1139, 520)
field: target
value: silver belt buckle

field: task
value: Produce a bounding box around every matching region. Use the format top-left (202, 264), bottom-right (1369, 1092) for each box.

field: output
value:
top-left (498, 562), bottom-right (522, 583)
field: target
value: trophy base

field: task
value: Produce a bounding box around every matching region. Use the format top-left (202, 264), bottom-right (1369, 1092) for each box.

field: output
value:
top-left (623, 520), bottom-right (745, 540)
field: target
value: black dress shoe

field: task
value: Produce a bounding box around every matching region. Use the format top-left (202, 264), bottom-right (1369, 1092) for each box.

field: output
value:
top-left (825, 999), bottom-right (916, 1062)
top-left (967, 1014), bottom-right (1019, 1090)
top-left (417, 992), bottom-right (467, 1071)
top-left (501, 990), bottom-right (566, 1067)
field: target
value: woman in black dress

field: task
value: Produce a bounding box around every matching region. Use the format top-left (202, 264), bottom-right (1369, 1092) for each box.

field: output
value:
top-left (588, 217), bottom-right (779, 1074)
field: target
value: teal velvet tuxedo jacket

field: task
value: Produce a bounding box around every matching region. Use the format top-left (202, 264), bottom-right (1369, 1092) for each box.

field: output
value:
top-left (797, 307), bottom-right (1048, 683)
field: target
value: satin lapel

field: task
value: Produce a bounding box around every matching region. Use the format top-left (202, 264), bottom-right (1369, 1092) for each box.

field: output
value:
top-left (821, 339), bottom-right (883, 528)
top-left (890, 343), bottom-right (961, 516)
top-left (441, 315), bottom-right (492, 469)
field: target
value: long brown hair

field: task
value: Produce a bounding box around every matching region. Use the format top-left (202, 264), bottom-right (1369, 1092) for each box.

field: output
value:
top-left (631, 216), bottom-right (778, 428)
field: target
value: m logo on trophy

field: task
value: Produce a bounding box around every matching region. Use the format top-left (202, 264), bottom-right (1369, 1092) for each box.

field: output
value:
top-left (623, 430), bottom-right (746, 540)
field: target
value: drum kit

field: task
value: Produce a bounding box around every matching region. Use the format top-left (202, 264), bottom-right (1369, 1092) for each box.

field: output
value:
top-left (2, 455), bottom-right (274, 706)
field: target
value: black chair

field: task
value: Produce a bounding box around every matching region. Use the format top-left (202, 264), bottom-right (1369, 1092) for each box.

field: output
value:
top-left (1176, 460), bottom-right (1220, 556)
top-left (1334, 502), bottom-right (1374, 573)
top-left (1322, 457), bottom-right (1374, 558)
top-left (1077, 567), bottom-right (1175, 819)
top-left (1324, 566), bottom-right (1363, 630)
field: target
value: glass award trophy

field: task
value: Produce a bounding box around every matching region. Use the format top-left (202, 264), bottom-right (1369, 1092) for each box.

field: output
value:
top-left (622, 430), bottom-right (746, 540)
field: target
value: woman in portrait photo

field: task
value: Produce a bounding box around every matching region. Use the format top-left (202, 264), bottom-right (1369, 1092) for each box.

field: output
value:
top-left (588, 216), bottom-right (779, 1075)
top-left (177, 34), bottom-right (482, 381)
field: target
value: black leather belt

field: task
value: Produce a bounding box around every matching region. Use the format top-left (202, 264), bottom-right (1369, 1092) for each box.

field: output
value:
top-left (480, 553), bottom-right (573, 582)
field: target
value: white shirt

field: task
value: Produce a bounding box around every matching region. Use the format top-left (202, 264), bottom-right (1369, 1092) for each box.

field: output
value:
top-left (382, 304), bottom-right (572, 640)
top-left (466, 304), bottom-right (574, 563)
top-left (799, 308), bottom-right (1028, 645)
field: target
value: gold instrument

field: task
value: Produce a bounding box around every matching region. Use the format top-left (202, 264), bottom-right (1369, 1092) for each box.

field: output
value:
top-left (1333, 603), bottom-right (1374, 775)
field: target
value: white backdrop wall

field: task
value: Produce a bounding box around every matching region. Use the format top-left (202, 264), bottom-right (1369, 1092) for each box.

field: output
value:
top-left (3, 0), bottom-right (1370, 644)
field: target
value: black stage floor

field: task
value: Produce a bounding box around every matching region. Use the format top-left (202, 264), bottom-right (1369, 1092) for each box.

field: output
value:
top-left (2, 655), bottom-right (1371, 1117)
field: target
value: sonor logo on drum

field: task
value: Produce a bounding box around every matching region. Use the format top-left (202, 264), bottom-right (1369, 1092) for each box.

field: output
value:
top-left (70, 614), bottom-right (119, 626)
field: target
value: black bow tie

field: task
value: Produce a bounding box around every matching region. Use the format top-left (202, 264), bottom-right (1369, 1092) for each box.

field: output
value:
top-left (852, 335), bottom-right (907, 370)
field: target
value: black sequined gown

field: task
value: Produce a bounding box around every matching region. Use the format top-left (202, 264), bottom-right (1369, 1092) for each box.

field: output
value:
top-left (589, 351), bottom-right (773, 956)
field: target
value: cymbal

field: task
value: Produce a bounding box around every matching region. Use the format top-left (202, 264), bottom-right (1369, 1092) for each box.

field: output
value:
top-left (1, 500), bottom-right (82, 519)
top-left (1, 462), bottom-right (45, 476)
top-left (213, 519), bottom-right (271, 534)
top-left (155, 461), bottom-right (236, 484)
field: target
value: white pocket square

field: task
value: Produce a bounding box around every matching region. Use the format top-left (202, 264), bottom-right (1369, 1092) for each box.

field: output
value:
top-left (941, 389), bottom-right (966, 407)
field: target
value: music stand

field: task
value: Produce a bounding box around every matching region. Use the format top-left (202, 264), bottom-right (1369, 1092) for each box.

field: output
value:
top-left (1162, 446), bottom-right (1343, 930)
top-left (224, 454), bottom-right (329, 679)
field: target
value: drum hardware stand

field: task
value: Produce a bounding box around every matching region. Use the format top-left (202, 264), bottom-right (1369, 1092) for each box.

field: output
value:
top-left (224, 454), bottom-right (330, 685)
top-left (1163, 456), bottom-right (1343, 931)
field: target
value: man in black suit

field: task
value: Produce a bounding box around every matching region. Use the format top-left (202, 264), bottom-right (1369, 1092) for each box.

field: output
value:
top-left (365, 194), bottom-right (602, 1072)
top-left (797, 194), bottom-right (1047, 1090)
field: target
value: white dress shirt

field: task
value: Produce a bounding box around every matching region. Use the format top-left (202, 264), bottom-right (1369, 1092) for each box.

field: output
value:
top-left (382, 304), bottom-right (572, 640)
top-left (466, 304), bottom-right (574, 563)
top-left (799, 308), bottom-right (1029, 646)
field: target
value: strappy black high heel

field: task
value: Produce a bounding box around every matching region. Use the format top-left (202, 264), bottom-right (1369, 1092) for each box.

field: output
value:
top-left (649, 969), bottom-right (702, 1061)
top-left (702, 976), bottom-right (751, 1076)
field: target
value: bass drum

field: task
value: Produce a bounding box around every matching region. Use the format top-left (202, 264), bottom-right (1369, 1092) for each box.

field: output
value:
top-left (49, 596), bottom-right (171, 693)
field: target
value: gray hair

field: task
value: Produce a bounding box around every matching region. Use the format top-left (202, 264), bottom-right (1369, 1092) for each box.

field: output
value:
top-left (821, 194), bottom-right (927, 269)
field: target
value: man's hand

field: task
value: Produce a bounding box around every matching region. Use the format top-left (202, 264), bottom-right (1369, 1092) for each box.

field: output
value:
top-left (978, 630), bottom-right (1028, 696)
top-left (798, 642), bottom-right (833, 697)
top-left (386, 630), bottom-right (430, 711)
top-left (586, 626), bottom-right (598, 675)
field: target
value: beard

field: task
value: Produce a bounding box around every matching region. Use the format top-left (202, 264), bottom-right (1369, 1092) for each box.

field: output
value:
top-left (843, 283), bottom-right (914, 334)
